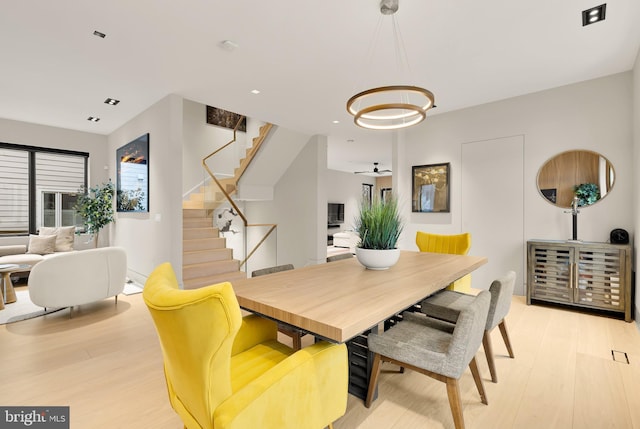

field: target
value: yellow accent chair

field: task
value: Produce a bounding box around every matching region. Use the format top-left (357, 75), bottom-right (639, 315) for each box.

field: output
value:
top-left (143, 263), bottom-right (348, 429)
top-left (416, 231), bottom-right (472, 292)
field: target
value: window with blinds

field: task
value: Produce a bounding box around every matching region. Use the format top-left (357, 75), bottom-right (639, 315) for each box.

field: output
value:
top-left (0, 144), bottom-right (88, 236)
top-left (36, 152), bottom-right (85, 230)
top-left (0, 148), bottom-right (29, 234)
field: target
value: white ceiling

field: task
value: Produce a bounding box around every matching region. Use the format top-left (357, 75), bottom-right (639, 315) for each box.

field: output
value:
top-left (1, 0), bottom-right (638, 175)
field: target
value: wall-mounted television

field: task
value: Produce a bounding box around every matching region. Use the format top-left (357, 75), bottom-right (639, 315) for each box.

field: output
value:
top-left (328, 203), bottom-right (344, 225)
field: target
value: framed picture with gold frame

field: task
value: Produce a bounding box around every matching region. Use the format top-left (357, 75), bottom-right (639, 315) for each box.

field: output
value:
top-left (412, 163), bottom-right (450, 213)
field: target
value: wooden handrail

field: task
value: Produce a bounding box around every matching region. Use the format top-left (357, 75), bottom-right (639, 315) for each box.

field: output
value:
top-left (201, 115), bottom-right (277, 269)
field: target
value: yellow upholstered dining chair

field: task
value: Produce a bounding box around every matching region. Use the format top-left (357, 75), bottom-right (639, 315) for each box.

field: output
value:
top-left (416, 231), bottom-right (472, 292)
top-left (143, 263), bottom-right (348, 429)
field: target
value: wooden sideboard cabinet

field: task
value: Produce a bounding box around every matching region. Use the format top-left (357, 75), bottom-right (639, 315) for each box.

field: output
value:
top-left (527, 240), bottom-right (632, 322)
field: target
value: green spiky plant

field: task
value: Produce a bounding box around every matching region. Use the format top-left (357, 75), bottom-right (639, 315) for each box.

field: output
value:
top-left (355, 194), bottom-right (404, 250)
top-left (74, 181), bottom-right (115, 247)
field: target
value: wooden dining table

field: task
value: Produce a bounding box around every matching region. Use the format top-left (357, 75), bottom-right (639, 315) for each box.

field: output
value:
top-left (233, 250), bottom-right (488, 400)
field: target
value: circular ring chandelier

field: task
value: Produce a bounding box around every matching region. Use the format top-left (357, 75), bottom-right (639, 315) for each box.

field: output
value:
top-left (347, 85), bottom-right (434, 130)
top-left (346, 0), bottom-right (435, 130)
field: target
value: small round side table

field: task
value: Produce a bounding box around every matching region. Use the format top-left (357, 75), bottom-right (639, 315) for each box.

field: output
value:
top-left (0, 264), bottom-right (31, 310)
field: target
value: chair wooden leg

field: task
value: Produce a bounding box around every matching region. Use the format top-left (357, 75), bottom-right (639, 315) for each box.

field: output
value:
top-left (498, 319), bottom-right (515, 358)
top-left (469, 356), bottom-right (488, 405)
top-left (292, 331), bottom-right (302, 351)
top-left (279, 327), bottom-right (303, 351)
top-left (365, 353), bottom-right (383, 408)
top-left (445, 377), bottom-right (465, 429)
top-left (482, 330), bottom-right (497, 383)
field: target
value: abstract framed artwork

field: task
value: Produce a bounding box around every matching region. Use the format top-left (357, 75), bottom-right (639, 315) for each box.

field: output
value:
top-left (116, 133), bottom-right (149, 212)
top-left (412, 163), bottom-right (450, 213)
top-left (206, 106), bottom-right (246, 131)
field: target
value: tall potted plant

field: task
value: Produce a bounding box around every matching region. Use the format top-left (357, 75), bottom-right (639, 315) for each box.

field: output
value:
top-left (354, 194), bottom-right (404, 270)
top-left (74, 181), bottom-right (115, 247)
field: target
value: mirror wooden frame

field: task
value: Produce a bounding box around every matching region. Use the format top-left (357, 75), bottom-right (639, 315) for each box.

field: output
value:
top-left (536, 149), bottom-right (614, 209)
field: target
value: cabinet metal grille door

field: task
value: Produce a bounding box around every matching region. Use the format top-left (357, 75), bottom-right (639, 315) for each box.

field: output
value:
top-left (530, 246), bottom-right (573, 303)
top-left (575, 249), bottom-right (623, 311)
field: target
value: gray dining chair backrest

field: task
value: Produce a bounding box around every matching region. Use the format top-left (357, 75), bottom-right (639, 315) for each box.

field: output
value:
top-left (326, 253), bottom-right (353, 263)
top-left (486, 271), bottom-right (516, 330)
top-left (442, 290), bottom-right (491, 378)
top-left (251, 264), bottom-right (294, 277)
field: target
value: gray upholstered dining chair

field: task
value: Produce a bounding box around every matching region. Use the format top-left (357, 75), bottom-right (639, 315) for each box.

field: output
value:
top-left (251, 263), bottom-right (295, 277)
top-left (420, 271), bottom-right (516, 383)
top-left (251, 264), bottom-right (305, 350)
top-left (366, 291), bottom-right (491, 429)
top-left (326, 253), bottom-right (353, 263)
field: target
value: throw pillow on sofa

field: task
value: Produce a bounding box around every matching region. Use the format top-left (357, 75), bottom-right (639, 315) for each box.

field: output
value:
top-left (27, 234), bottom-right (57, 255)
top-left (39, 226), bottom-right (75, 252)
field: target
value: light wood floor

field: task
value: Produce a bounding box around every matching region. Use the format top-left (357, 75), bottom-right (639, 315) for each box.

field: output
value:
top-left (1, 285), bottom-right (639, 429)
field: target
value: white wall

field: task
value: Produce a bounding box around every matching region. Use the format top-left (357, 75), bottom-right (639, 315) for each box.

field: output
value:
top-left (182, 99), bottom-right (247, 195)
top-left (108, 95), bottom-right (184, 285)
top-left (240, 126), bottom-right (309, 195)
top-left (326, 169), bottom-right (375, 234)
top-left (397, 72), bottom-right (634, 295)
top-left (245, 135), bottom-right (328, 272)
top-left (0, 118), bottom-right (109, 247)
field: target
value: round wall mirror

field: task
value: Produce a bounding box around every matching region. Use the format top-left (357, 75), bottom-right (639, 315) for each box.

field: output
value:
top-left (537, 150), bottom-right (615, 209)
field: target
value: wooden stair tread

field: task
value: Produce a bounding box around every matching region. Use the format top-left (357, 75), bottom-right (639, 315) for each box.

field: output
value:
top-left (183, 260), bottom-right (240, 279)
top-left (181, 122), bottom-right (274, 287)
top-left (183, 271), bottom-right (248, 289)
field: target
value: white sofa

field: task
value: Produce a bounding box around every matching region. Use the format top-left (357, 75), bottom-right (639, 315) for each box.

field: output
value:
top-left (0, 244), bottom-right (56, 268)
top-left (332, 231), bottom-right (360, 253)
top-left (0, 226), bottom-right (80, 276)
top-left (28, 247), bottom-right (127, 310)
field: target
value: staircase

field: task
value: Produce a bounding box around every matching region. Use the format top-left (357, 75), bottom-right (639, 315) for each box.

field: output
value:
top-left (181, 122), bottom-right (274, 289)
top-left (182, 209), bottom-right (246, 288)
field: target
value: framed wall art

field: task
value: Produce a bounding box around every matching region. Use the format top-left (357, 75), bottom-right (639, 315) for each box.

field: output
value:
top-left (412, 163), bottom-right (450, 213)
top-left (206, 106), bottom-right (246, 131)
top-left (116, 133), bottom-right (149, 212)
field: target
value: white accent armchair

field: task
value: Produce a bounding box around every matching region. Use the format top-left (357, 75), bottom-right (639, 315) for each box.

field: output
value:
top-left (28, 247), bottom-right (127, 312)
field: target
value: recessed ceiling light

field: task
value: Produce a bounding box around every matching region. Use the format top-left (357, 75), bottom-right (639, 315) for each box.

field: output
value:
top-left (250, 89), bottom-right (260, 94)
top-left (333, 120), bottom-right (340, 124)
top-left (104, 98), bottom-right (120, 105)
top-left (93, 30), bottom-right (106, 38)
top-left (582, 4), bottom-right (606, 26)
top-left (87, 116), bottom-right (100, 122)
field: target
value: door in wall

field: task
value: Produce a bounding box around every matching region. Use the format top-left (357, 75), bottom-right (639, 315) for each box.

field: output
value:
top-left (461, 135), bottom-right (525, 295)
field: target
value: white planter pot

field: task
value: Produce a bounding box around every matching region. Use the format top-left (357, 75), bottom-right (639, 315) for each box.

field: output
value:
top-left (355, 247), bottom-right (400, 270)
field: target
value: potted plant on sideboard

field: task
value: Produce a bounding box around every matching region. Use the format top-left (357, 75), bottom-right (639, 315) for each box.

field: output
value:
top-left (354, 194), bottom-right (404, 270)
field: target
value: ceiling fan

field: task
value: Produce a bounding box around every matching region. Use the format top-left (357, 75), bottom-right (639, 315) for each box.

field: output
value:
top-left (354, 162), bottom-right (392, 175)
